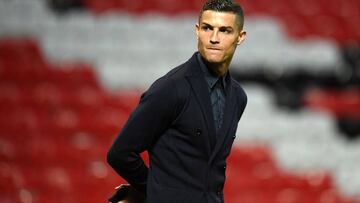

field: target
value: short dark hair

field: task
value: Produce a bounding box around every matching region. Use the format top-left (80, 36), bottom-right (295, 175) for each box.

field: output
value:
top-left (199, 0), bottom-right (244, 30)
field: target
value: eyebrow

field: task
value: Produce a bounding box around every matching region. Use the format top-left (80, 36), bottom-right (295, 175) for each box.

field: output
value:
top-left (201, 22), bottom-right (234, 30)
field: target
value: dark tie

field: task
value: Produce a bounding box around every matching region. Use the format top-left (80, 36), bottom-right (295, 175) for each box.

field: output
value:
top-left (211, 79), bottom-right (225, 134)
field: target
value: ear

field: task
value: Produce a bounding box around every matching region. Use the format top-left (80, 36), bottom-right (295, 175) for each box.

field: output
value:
top-left (195, 23), bottom-right (200, 39)
top-left (237, 30), bottom-right (246, 45)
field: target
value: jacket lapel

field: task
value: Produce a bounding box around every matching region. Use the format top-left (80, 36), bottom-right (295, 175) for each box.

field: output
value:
top-left (187, 76), bottom-right (217, 152)
top-left (184, 53), bottom-right (238, 162)
top-left (185, 53), bottom-right (216, 155)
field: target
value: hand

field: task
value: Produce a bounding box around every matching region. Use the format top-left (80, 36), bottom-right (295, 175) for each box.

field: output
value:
top-left (119, 185), bottom-right (145, 203)
top-left (109, 184), bottom-right (145, 203)
top-left (115, 199), bottom-right (131, 203)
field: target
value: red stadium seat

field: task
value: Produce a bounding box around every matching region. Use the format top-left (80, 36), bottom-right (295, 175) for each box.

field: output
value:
top-left (304, 88), bottom-right (360, 119)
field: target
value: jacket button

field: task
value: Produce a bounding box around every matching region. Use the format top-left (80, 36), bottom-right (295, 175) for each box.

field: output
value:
top-left (232, 135), bottom-right (236, 139)
top-left (223, 164), bottom-right (226, 169)
top-left (195, 128), bottom-right (202, 136)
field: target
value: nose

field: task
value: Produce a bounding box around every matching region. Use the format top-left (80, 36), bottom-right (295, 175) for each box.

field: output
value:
top-left (210, 30), bottom-right (219, 44)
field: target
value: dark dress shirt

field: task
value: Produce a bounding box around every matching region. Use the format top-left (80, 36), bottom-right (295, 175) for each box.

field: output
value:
top-left (197, 53), bottom-right (227, 134)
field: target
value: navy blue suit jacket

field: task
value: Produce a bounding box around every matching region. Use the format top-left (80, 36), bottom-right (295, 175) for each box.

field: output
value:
top-left (107, 52), bottom-right (247, 203)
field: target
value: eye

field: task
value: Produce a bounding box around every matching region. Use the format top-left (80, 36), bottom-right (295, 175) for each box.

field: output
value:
top-left (219, 28), bottom-right (232, 34)
top-left (201, 25), bottom-right (211, 31)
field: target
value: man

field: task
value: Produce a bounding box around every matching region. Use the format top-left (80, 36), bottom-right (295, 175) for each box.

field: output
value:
top-left (107, 0), bottom-right (247, 202)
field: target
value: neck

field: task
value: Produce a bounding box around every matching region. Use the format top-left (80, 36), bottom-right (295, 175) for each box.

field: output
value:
top-left (205, 61), bottom-right (230, 77)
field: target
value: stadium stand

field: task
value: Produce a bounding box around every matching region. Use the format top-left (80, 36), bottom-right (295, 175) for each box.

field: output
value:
top-left (0, 0), bottom-right (360, 202)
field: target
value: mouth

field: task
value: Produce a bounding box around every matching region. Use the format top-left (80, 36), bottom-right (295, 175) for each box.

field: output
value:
top-left (206, 47), bottom-right (221, 52)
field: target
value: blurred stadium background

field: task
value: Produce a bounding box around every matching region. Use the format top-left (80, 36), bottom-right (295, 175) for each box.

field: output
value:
top-left (0, 0), bottom-right (360, 202)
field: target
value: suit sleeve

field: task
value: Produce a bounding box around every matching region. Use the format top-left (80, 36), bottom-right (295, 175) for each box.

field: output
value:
top-left (107, 77), bottom-right (179, 194)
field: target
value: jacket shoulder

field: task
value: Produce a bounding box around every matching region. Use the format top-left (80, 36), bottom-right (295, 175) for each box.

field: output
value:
top-left (144, 62), bottom-right (191, 116)
top-left (231, 78), bottom-right (247, 101)
top-left (162, 62), bottom-right (191, 94)
top-left (231, 78), bottom-right (247, 118)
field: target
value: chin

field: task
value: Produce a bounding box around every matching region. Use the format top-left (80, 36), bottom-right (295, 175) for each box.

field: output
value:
top-left (204, 56), bottom-right (224, 64)
top-left (206, 59), bottom-right (222, 64)
top-left (202, 53), bottom-right (223, 63)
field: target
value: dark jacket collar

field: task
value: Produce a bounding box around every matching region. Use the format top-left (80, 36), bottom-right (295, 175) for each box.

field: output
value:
top-left (197, 53), bottom-right (228, 91)
top-left (185, 52), bottom-right (231, 82)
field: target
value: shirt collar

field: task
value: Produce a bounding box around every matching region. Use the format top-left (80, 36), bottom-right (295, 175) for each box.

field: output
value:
top-left (197, 52), bottom-right (227, 90)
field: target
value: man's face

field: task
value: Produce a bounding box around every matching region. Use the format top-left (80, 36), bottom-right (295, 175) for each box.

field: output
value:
top-left (196, 10), bottom-right (246, 65)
